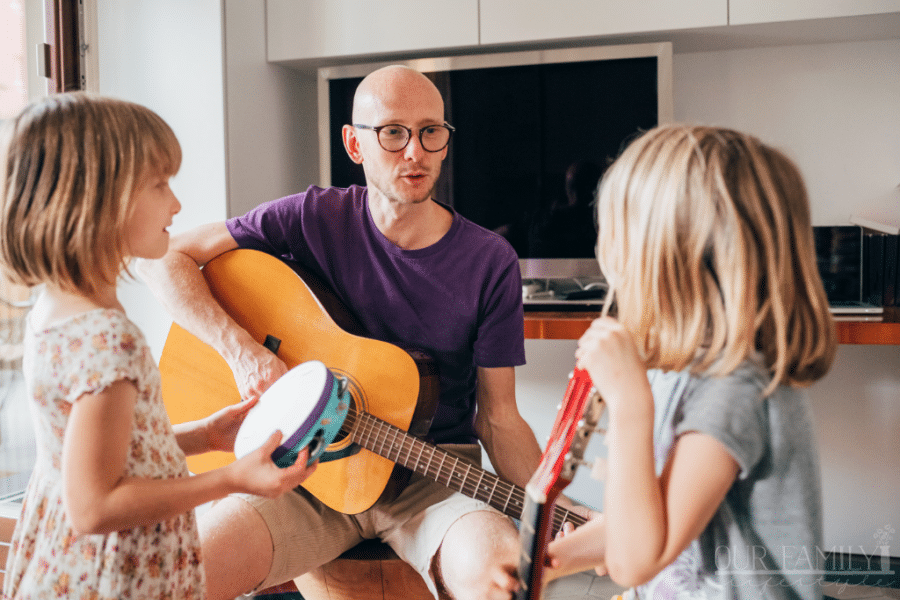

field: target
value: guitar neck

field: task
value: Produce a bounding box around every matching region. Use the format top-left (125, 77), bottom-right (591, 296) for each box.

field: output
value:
top-left (516, 484), bottom-right (565, 600)
top-left (341, 409), bottom-right (585, 532)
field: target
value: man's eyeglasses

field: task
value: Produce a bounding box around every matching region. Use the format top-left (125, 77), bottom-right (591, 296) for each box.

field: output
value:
top-left (353, 122), bottom-right (455, 153)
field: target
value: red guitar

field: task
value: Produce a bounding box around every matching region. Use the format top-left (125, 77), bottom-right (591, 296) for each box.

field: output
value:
top-left (515, 368), bottom-right (605, 600)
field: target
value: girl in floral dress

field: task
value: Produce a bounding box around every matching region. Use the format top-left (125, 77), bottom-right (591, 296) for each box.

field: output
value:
top-left (0, 93), bottom-right (317, 599)
top-left (545, 125), bottom-right (837, 599)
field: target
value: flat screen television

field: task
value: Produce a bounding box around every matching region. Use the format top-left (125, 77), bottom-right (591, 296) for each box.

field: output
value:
top-left (317, 42), bottom-right (673, 280)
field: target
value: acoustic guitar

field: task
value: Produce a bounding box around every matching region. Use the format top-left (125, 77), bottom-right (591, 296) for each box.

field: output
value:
top-left (160, 248), bottom-right (589, 531)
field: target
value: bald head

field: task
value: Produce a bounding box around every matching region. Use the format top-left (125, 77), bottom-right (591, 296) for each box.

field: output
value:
top-left (352, 65), bottom-right (444, 124)
top-left (342, 65), bottom-right (449, 208)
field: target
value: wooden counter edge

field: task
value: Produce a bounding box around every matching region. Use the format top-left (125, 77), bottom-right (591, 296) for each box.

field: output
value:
top-left (524, 309), bottom-right (900, 345)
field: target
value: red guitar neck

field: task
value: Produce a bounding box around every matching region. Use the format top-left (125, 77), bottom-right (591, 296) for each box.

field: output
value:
top-left (516, 367), bottom-right (603, 600)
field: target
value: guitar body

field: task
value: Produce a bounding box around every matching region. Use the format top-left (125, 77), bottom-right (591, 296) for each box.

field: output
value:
top-left (159, 249), bottom-right (439, 514)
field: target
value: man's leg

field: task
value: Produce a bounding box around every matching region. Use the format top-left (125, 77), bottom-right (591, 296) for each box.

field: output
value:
top-left (434, 510), bottom-right (621, 600)
top-left (367, 444), bottom-right (522, 600)
top-left (433, 510), bottom-right (520, 600)
top-left (199, 497), bottom-right (274, 600)
top-left (199, 489), bottom-right (363, 600)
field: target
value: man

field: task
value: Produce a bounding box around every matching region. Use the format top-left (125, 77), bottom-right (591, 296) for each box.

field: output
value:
top-left (140, 65), bottom-right (576, 600)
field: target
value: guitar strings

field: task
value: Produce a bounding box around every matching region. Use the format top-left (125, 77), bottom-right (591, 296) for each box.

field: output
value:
top-left (340, 407), bottom-right (519, 506)
top-left (337, 406), bottom-right (586, 532)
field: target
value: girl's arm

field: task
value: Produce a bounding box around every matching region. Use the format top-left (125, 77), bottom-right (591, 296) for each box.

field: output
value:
top-left (575, 317), bottom-right (739, 587)
top-left (62, 379), bottom-right (316, 536)
top-left (173, 398), bottom-right (259, 456)
top-left (604, 424), bottom-right (738, 586)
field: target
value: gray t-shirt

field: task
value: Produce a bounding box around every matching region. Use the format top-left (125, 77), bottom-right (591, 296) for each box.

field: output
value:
top-left (633, 362), bottom-right (823, 600)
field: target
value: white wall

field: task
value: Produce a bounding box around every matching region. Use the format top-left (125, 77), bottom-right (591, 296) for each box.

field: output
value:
top-left (98, 1), bottom-right (316, 357)
top-left (675, 39), bottom-right (900, 225)
top-left (23, 0), bottom-right (46, 102)
top-left (221, 0), bottom-right (318, 218)
top-left (515, 39), bottom-right (900, 554)
top-left (95, 0), bottom-right (228, 356)
top-left (95, 0), bottom-right (228, 230)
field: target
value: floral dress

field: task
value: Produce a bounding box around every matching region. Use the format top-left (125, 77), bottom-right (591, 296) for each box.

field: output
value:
top-left (2, 309), bottom-right (205, 599)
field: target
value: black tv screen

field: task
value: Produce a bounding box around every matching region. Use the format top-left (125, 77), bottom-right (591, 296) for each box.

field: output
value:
top-left (320, 43), bottom-right (673, 278)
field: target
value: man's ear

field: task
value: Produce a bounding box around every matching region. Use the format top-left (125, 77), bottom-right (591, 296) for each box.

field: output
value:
top-left (342, 124), bottom-right (364, 164)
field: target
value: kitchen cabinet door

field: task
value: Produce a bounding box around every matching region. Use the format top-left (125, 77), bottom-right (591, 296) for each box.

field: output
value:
top-left (730, 0), bottom-right (899, 25)
top-left (266, 0), bottom-right (479, 63)
top-left (480, 0), bottom-right (726, 46)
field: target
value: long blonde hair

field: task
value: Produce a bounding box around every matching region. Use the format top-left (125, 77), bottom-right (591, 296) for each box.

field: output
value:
top-left (597, 124), bottom-right (836, 391)
top-left (0, 92), bottom-right (181, 298)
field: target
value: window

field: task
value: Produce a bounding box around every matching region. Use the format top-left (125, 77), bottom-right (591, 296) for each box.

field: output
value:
top-left (0, 0), bottom-right (36, 503)
top-left (43, 0), bottom-right (83, 93)
top-left (1, 0), bottom-right (29, 118)
top-left (1, 0), bottom-right (87, 504)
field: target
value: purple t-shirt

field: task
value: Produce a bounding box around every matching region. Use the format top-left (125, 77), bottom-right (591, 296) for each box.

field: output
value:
top-left (226, 185), bottom-right (526, 443)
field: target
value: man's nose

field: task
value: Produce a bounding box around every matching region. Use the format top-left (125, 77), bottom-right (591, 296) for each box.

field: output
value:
top-left (403, 132), bottom-right (427, 159)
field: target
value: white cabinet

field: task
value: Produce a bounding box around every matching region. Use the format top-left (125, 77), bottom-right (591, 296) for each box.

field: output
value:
top-left (265, 0), bottom-right (898, 64)
top-left (479, 0), bottom-right (727, 46)
top-left (730, 0), bottom-right (900, 25)
top-left (266, 0), bottom-right (479, 63)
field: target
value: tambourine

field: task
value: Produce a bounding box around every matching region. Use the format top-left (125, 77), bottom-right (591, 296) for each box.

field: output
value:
top-left (234, 360), bottom-right (350, 467)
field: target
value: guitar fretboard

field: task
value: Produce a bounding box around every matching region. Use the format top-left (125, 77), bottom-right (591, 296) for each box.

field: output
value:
top-left (339, 408), bottom-right (586, 533)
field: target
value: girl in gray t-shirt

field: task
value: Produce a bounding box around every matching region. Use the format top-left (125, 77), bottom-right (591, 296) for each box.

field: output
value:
top-left (546, 125), bottom-right (836, 600)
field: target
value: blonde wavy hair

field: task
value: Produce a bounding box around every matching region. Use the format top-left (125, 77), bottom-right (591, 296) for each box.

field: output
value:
top-left (597, 124), bottom-right (836, 392)
top-left (0, 92), bottom-right (181, 298)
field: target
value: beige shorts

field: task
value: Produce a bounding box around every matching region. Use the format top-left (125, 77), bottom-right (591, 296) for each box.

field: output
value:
top-left (239, 443), bottom-right (505, 597)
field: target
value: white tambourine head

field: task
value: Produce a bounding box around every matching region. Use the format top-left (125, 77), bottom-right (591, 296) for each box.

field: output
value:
top-left (233, 361), bottom-right (329, 459)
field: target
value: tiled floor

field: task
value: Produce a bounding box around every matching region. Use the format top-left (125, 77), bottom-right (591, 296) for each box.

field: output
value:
top-left (542, 574), bottom-right (900, 599)
top-left (542, 572), bottom-right (627, 599)
top-left (824, 581), bottom-right (900, 600)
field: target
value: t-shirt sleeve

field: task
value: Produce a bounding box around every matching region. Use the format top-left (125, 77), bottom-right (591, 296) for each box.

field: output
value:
top-left (66, 315), bottom-right (149, 402)
top-left (226, 192), bottom-right (308, 257)
top-left (675, 367), bottom-right (769, 480)
top-left (473, 249), bottom-right (526, 369)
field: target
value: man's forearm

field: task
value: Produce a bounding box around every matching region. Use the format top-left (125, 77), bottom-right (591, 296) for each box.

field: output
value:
top-left (480, 415), bottom-right (543, 489)
top-left (136, 252), bottom-right (255, 365)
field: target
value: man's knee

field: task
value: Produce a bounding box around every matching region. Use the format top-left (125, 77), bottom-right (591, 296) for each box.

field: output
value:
top-left (434, 511), bottom-right (519, 600)
top-left (200, 496), bottom-right (274, 600)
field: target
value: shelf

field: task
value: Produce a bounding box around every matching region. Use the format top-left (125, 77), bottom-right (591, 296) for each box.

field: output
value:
top-left (524, 308), bottom-right (900, 345)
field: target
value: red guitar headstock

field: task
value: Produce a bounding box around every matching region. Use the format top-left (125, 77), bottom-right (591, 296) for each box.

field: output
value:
top-left (527, 368), bottom-right (603, 502)
top-left (517, 367), bottom-right (605, 599)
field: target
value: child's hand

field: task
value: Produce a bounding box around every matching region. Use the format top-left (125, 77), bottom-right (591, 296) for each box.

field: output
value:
top-left (227, 431), bottom-right (318, 498)
top-left (574, 316), bottom-right (651, 417)
top-left (544, 513), bottom-right (608, 580)
top-left (554, 521), bottom-right (576, 542)
top-left (202, 397), bottom-right (259, 453)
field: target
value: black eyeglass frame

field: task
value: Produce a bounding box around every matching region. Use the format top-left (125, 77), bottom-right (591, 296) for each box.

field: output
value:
top-left (352, 122), bottom-right (455, 153)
